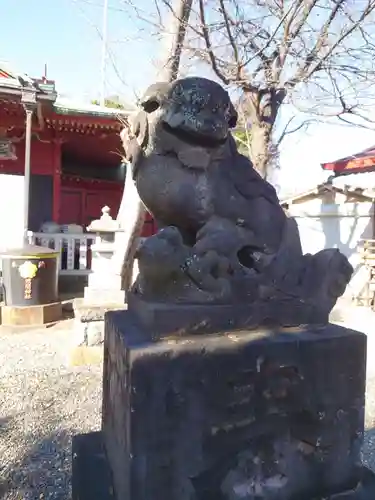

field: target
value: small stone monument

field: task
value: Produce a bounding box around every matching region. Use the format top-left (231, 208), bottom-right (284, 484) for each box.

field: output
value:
top-left (72, 77), bottom-right (375, 499)
top-left (73, 206), bottom-right (126, 347)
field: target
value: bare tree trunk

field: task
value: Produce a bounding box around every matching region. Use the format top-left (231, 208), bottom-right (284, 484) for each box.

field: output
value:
top-left (118, 0), bottom-right (193, 293)
top-left (249, 122), bottom-right (272, 180)
top-left (240, 88), bottom-right (284, 179)
top-left (161, 0), bottom-right (193, 82)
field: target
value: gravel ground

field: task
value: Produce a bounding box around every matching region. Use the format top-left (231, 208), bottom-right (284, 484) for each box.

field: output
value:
top-left (333, 304), bottom-right (375, 472)
top-left (0, 313), bottom-right (375, 499)
top-left (0, 320), bottom-right (102, 499)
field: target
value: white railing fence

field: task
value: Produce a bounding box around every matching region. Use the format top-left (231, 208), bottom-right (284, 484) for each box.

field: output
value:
top-left (0, 232), bottom-right (146, 277)
top-left (29, 232), bottom-right (95, 275)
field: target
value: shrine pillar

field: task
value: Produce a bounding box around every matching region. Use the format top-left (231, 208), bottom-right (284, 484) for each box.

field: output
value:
top-left (52, 139), bottom-right (62, 223)
top-left (21, 88), bottom-right (37, 241)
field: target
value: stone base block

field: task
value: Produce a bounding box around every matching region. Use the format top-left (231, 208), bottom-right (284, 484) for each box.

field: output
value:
top-left (74, 319), bottom-right (105, 346)
top-left (72, 432), bottom-right (113, 500)
top-left (72, 300), bottom-right (126, 347)
top-left (73, 299), bottom-right (126, 322)
top-left (1, 302), bottom-right (62, 326)
top-left (72, 432), bottom-right (375, 500)
top-left (83, 287), bottom-right (125, 305)
top-left (127, 292), bottom-right (327, 336)
top-left (102, 310), bottom-right (367, 500)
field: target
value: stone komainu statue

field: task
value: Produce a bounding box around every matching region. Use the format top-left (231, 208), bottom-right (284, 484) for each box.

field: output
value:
top-left (119, 76), bottom-right (353, 325)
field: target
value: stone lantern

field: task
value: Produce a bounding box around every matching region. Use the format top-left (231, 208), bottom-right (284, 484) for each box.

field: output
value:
top-left (87, 205), bottom-right (119, 239)
top-left (73, 206), bottom-right (126, 348)
top-left (85, 206), bottom-right (122, 285)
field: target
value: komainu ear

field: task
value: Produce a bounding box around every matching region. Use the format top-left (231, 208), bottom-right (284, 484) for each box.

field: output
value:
top-left (129, 110), bottom-right (149, 149)
top-left (228, 101), bottom-right (238, 128)
top-left (139, 82), bottom-right (170, 113)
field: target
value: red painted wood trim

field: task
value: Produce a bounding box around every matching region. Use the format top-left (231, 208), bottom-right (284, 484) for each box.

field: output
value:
top-left (48, 113), bottom-right (122, 128)
top-left (60, 174), bottom-right (123, 191)
top-left (52, 140), bottom-right (62, 222)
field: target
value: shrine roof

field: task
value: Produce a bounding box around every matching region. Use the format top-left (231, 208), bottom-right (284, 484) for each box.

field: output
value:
top-left (0, 62), bottom-right (57, 101)
top-left (0, 62), bottom-right (25, 90)
top-left (0, 75), bottom-right (20, 90)
top-left (53, 96), bottom-right (133, 120)
top-left (280, 180), bottom-right (375, 207)
top-left (0, 62), bottom-right (136, 124)
top-left (321, 145), bottom-right (375, 174)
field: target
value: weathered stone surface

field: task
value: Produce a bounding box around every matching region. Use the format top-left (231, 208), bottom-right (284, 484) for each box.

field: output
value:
top-left (74, 320), bottom-right (104, 347)
top-left (74, 319), bottom-right (87, 346)
top-left (72, 432), bottom-right (113, 500)
top-left (72, 431), bottom-right (375, 500)
top-left (86, 321), bottom-right (104, 346)
top-left (73, 300), bottom-right (126, 346)
top-left (102, 310), bottom-right (367, 500)
top-left (73, 300), bottom-right (126, 323)
top-left (119, 76), bottom-right (353, 323)
top-left (128, 292), bottom-right (328, 336)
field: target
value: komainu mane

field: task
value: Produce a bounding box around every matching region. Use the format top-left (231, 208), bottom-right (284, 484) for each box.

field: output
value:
top-left (120, 76), bottom-right (352, 328)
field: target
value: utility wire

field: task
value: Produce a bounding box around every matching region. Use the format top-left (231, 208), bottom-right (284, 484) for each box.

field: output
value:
top-left (68, 0), bottom-right (134, 94)
top-left (100, 0), bottom-right (109, 106)
top-left (70, 0), bottom-right (129, 13)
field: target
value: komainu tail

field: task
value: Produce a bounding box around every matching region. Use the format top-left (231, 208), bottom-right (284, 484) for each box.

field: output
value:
top-left (116, 164), bottom-right (146, 295)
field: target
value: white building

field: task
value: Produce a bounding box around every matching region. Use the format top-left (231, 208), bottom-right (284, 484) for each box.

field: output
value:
top-left (281, 182), bottom-right (374, 302)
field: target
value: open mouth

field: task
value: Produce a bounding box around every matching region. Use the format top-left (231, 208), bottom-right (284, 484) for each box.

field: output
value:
top-left (162, 121), bottom-right (227, 149)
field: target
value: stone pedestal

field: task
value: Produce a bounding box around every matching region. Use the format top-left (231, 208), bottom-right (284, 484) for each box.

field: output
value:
top-left (101, 310), bottom-right (374, 500)
top-left (73, 300), bottom-right (126, 347)
top-left (73, 206), bottom-right (126, 347)
top-left (84, 234), bottom-right (125, 305)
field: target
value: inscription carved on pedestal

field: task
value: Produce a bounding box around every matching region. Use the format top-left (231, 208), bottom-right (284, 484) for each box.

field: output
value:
top-left (102, 313), bottom-right (367, 500)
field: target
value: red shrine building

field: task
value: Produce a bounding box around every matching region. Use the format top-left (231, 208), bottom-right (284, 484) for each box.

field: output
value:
top-left (0, 65), bottom-right (155, 237)
top-left (321, 145), bottom-right (375, 175)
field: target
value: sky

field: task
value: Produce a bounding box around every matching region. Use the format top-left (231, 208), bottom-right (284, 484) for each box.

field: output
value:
top-left (2, 0), bottom-right (375, 194)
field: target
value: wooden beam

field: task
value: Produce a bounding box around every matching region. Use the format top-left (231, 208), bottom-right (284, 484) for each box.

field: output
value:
top-left (48, 113), bottom-right (122, 128)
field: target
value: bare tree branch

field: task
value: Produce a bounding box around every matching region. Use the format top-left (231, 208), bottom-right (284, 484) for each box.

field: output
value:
top-left (197, 0), bottom-right (229, 84)
top-left (184, 0), bottom-right (375, 176)
top-left (275, 116), bottom-right (319, 147)
top-left (121, 0), bottom-right (375, 178)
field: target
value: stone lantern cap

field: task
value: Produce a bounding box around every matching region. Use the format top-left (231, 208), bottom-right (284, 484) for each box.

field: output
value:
top-left (86, 206), bottom-right (121, 233)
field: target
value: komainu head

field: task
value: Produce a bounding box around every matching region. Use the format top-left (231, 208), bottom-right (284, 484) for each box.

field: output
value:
top-left (139, 76), bottom-right (238, 146)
